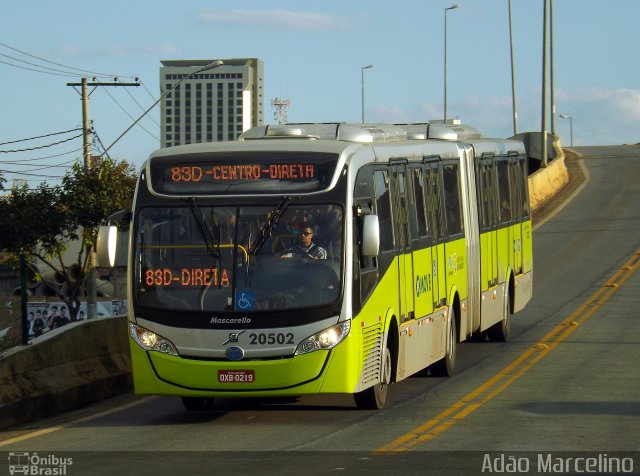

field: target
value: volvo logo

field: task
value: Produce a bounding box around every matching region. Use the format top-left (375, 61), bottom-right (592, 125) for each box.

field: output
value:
top-left (223, 329), bottom-right (246, 345)
top-left (225, 346), bottom-right (245, 361)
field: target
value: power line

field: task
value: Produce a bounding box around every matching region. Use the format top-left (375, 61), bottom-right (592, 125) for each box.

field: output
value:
top-left (0, 51), bottom-right (98, 78)
top-left (0, 147), bottom-right (82, 165)
top-left (100, 85), bottom-right (159, 140)
top-left (0, 159), bottom-right (76, 173)
top-left (0, 133), bottom-right (83, 154)
top-left (118, 79), bottom-right (160, 127)
top-left (0, 41), bottom-right (134, 79)
top-left (139, 80), bottom-right (159, 102)
top-left (0, 170), bottom-right (65, 179)
top-left (91, 128), bottom-right (110, 160)
top-left (0, 128), bottom-right (83, 146)
top-left (0, 58), bottom-right (80, 78)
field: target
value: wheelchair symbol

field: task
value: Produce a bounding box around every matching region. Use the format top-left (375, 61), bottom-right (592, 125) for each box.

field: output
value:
top-left (236, 291), bottom-right (255, 310)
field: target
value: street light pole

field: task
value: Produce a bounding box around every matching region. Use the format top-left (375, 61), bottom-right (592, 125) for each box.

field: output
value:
top-left (508, 0), bottom-right (518, 135)
top-left (559, 114), bottom-right (573, 147)
top-left (541, 0), bottom-right (548, 167)
top-left (361, 64), bottom-right (374, 123)
top-left (550, 0), bottom-right (556, 136)
top-left (99, 60), bottom-right (224, 158)
top-left (444, 4), bottom-right (460, 123)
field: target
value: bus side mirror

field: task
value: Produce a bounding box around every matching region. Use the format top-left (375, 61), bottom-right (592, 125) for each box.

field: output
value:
top-left (96, 225), bottom-right (118, 268)
top-left (362, 214), bottom-right (380, 257)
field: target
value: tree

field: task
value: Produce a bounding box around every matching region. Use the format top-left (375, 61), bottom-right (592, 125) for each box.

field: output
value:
top-left (0, 158), bottom-right (137, 321)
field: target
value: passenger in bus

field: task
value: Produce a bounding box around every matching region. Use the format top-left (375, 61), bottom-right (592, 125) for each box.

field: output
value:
top-left (281, 226), bottom-right (327, 260)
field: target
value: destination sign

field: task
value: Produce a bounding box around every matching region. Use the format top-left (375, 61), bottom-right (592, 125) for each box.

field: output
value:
top-left (169, 163), bottom-right (316, 183)
top-left (144, 267), bottom-right (230, 288)
top-left (148, 151), bottom-right (339, 195)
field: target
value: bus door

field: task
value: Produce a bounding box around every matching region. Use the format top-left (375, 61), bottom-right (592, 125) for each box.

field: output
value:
top-left (425, 161), bottom-right (446, 309)
top-left (509, 155), bottom-right (524, 275)
top-left (390, 163), bottom-right (414, 323)
top-left (409, 165), bottom-right (434, 320)
top-left (480, 159), bottom-right (499, 288)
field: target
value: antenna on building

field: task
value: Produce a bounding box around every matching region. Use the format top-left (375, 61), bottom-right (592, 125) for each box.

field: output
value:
top-left (271, 97), bottom-right (291, 125)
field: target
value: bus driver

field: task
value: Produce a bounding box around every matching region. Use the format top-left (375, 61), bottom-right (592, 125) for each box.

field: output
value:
top-left (281, 226), bottom-right (327, 260)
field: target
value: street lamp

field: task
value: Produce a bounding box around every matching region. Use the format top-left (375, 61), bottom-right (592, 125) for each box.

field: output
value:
top-left (444, 4), bottom-right (460, 123)
top-left (559, 114), bottom-right (573, 147)
top-left (99, 59), bottom-right (224, 158)
top-left (508, 0), bottom-right (518, 135)
top-left (361, 64), bottom-right (374, 123)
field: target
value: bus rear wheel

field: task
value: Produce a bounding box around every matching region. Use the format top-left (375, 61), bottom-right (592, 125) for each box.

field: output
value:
top-left (354, 344), bottom-right (391, 410)
top-left (182, 397), bottom-right (216, 411)
top-left (488, 288), bottom-right (511, 342)
top-left (430, 310), bottom-right (457, 377)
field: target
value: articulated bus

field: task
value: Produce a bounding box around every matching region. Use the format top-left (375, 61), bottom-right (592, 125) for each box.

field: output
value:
top-left (98, 122), bottom-right (532, 410)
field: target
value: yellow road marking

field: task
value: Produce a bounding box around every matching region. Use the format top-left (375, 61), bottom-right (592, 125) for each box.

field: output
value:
top-left (0, 397), bottom-right (155, 448)
top-left (375, 249), bottom-right (640, 454)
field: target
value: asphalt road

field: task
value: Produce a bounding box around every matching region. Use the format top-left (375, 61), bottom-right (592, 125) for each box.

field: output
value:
top-left (1, 145), bottom-right (639, 475)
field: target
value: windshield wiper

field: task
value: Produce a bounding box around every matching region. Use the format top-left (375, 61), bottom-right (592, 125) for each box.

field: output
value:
top-left (249, 196), bottom-right (296, 256)
top-left (187, 197), bottom-right (220, 260)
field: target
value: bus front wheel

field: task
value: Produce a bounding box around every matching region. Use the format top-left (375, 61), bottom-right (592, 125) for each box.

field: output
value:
top-left (354, 344), bottom-right (391, 410)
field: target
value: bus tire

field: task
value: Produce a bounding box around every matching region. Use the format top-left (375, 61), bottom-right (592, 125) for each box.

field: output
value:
top-left (488, 287), bottom-right (510, 342)
top-left (354, 343), bottom-right (391, 410)
top-left (182, 397), bottom-right (215, 411)
top-left (430, 309), bottom-right (457, 377)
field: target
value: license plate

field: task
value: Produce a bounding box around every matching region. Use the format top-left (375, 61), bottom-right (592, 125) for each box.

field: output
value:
top-left (218, 369), bottom-right (255, 383)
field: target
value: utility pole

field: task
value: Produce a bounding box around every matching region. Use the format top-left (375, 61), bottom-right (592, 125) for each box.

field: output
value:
top-left (81, 78), bottom-right (92, 169)
top-left (67, 78), bottom-right (139, 318)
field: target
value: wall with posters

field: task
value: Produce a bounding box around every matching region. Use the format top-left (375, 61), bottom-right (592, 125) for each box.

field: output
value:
top-left (26, 299), bottom-right (127, 338)
top-left (1, 297), bottom-right (127, 353)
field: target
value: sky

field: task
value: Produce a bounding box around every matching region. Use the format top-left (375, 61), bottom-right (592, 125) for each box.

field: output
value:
top-left (1, 0), bottom-right (639, 188)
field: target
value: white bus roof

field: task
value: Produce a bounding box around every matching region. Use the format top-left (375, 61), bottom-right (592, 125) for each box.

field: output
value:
top-left (239, 122), bottom-right (482, 143)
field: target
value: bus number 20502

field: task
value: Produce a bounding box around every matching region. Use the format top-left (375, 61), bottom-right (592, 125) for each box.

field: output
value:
top-left (249, 333), bottom-right (295, 345)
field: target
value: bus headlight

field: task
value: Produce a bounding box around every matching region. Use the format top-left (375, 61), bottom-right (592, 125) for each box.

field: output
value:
top-left (295, 320), bottom-right (351, 355)
top-left (129, 323), bottom-right (178, 356)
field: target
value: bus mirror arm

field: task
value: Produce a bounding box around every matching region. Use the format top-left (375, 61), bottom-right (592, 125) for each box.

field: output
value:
top-left (361, 214), bottom-right (380, 257)
top-left (104, 209), bottom-right (132, 227)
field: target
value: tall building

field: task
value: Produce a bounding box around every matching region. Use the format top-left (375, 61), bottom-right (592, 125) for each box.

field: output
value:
top-left (159, 58), bottom-right (263, 147)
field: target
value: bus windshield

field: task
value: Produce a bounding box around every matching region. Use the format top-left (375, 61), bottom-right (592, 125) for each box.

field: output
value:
top-left (134, 204), bottom-right (343, 312)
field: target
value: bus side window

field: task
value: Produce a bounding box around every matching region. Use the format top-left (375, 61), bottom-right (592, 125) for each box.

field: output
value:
top-left (442, 162), bottom-right (463, 236)
top-left (410, 166), bottom-right (429, 240)
top-left (391, 167), bottom-right (409, 250)
top-left (374, 169), bottom-right (394, 252)
top-left (477, 160), bottom-right (493, 231)
top-left (424, 164), bottom-right (442, 242)
top-left (508, 159), bottom-right (522, 222)
top-left (497, 159), bottom-right (512, 223)
top-left (519, 157), bottom-right (531, 219)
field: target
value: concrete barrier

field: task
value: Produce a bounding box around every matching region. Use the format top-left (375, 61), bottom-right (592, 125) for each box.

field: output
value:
top-left (0, 316), bottom-right (131, 428)
top-left (529, 153), bottom-right (569, 211)
top-left (0, 142), bottom-right (571, 430)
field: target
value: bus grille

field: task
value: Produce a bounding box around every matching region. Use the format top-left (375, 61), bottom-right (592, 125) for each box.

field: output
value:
top-left (361, 322), bottom-right (383, 386)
